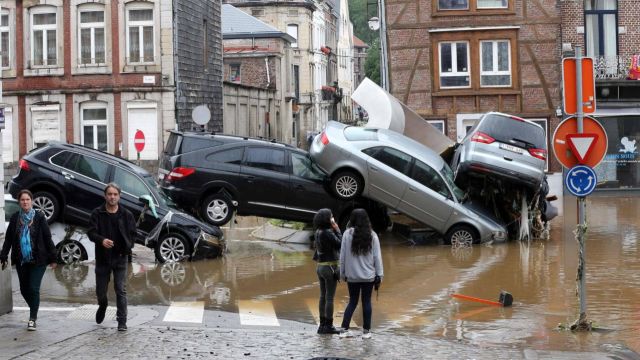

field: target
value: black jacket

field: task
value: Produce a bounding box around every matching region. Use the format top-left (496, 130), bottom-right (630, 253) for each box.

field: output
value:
top-left (1, 210), bottom-right (56, 266)
top-left (314, 228), bottom-right (342, 263)
top-left (88, 204), bottom-right (137, 264)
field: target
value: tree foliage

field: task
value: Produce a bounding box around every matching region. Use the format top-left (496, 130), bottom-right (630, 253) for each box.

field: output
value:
top-left (365, 39), bottom-right (381, 85)
top-left (349, 0), bottom-right (381, 85)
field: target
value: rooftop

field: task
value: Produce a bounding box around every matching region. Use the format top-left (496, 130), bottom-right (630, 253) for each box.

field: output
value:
top-left (221, 4), bottom-right (295, 43)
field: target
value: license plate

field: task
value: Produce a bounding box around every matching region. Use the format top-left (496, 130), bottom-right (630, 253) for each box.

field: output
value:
top-left (499, 143), bottom-right (524, 154)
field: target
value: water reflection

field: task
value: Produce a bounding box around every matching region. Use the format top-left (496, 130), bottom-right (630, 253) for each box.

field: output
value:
top-left (31, 196), bottom-right (640, 353)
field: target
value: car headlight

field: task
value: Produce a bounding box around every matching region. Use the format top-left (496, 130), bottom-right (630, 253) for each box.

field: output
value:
top-left (199, 231), bottom-right (224, 247)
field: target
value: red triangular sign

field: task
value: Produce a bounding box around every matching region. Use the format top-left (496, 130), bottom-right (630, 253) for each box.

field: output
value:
top-left (566, 133), bottom-right (599, 163)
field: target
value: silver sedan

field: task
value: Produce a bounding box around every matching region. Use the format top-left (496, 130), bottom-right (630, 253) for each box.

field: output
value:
top-left (310, 121), bottom-right (507, 244)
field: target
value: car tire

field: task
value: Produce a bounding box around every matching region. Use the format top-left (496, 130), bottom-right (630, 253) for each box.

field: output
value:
top-left (33, 191), bottom-right (60, 223)
top-left (331, 171), bottom-right (363, 200)
top-left (56, 240), bottom-right (86, 264)
top-left (201, 193), bottom-right (234, 226)
top-left (444, 224), bottom-right (478, 246)
top-left (155, 232), bottom-right (191, 263)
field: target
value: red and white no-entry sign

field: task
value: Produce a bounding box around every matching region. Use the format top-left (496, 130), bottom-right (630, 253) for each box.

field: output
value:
top-left (134, 130), bottom-right (146, 153)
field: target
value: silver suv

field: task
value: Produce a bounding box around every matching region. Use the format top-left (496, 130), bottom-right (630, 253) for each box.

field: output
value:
top-left (451, 112), bottom-right (547, 190)
top-left (310, 121), bottom-right (507, 245)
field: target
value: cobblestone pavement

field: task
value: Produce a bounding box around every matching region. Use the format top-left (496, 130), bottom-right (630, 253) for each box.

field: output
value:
top-left (1, 301), bottom-right (634, 360)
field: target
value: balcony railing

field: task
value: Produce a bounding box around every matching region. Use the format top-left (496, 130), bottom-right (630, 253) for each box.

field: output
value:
top-left (594, 55), bottom-right (632, 80)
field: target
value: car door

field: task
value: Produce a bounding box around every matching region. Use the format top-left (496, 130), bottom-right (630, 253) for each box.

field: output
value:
top-left (62, 153), bottom-right (112, 225)
top-left (238, 146), bottom-right (289, 218)
top-left (396, 159), bottom-right (455, 233)
top-left (111, 166), bottom-right (159, 237)
top-left (362, 146), bottom-right (412, 208)
top-left (286, 151), bottom-right (333, 221)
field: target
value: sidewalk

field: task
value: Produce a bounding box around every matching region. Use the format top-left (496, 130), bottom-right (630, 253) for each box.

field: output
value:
top-left (0, 300), bottom-right (631, 360)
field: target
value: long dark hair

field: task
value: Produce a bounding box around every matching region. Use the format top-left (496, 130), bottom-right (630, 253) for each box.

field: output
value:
top-left (349, 208), bottom-right (372, 256)
top-left (313, 208), bottom-right (332, 230)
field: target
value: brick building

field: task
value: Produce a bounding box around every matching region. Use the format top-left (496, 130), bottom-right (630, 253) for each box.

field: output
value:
top-left (561, 0), bottom-right (640, 189)
top-left (353, 35), bottom-right (369, 89)
top-left (384, 0), bottom-right (563, 172)
top-left (0, 0), bottom-right (223, 173)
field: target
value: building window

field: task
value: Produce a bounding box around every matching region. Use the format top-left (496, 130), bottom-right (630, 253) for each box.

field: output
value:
top-left (0, 10), bottom-right (9, 68)
top-left (439, 41), bottom-right (470, 88)
top-left (31, 7), bottom-right (57, 67)
top-left (230, 64), bottom-right (241, 83)
top-left (584, 0), bottom-right (617, 58)
top-left (437, 0), bottom-right (511, 12)
top-left (480, 40), bottom-right (511, 87)
top-left (81, 103), bottom-right (108, 152)
top-left (251, 9), bottom-right (264, 17)
top-left (439, 0), bottom-right (469, 10)
top-left (31, 104), bottom-right (61, 149)
top-left (477, 0), bottom-right (508, 8)
top-left (126, 5), bottom-right (154, 64)
top-left (78, 7), bottom-right (105, 65)
top-left (287, 24), bottom-right (298, 48)
top-left (427, 120), bottom-right (446, 134)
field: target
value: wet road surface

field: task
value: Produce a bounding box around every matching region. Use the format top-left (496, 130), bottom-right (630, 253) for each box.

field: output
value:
top-left (20, 194), bottom-right (640, 354)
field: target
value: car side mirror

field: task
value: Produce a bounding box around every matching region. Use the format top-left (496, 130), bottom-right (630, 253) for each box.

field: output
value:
top-left (138, 196), bottom-right (150, 207)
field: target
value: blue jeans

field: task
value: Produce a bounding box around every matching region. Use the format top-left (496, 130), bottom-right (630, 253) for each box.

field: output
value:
top-left (341, 281), bottom-right (374, 331)
top-left (317, 265), bottom-right (338, 321)
top-left (16, 263), bottom-right (47, 321)
top-left (96, 254), bottom-right (128, 323)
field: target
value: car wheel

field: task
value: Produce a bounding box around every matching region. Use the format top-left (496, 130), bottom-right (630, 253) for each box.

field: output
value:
top-left (331, 171), bottom-right (363, 200)
top-left (201, 194), bottom-right (234, 226)
top-left (56, 240), bottom-right (86, 264)
top-left (33, 191), bottom-right (60, 223)
top-left (445, 224), bottom-right (478, 246)
top-left (155, 232), bottom-right (191, 263)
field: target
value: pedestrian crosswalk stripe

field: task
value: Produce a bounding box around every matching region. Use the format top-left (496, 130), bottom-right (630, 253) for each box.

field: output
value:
top-left (14, 306), bottom-right (75, 312)
top-left (163, 301), bottom-right (204, 323)
top-left (238, 300), bottom-right (280, 326)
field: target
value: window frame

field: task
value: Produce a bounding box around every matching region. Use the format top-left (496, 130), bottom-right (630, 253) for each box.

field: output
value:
top-left (229, 63), bottom-right (241, 83)
top-left (0, 9), bottom-right (10, 70)
top-left (434, 0), bottom-right (513, 16)
top-left (30, 6), bottom-right (58, 68)
top-left (125, 2), bottom-right (155, 65)
top-left (427, 120), bottom-right (446, 134)
top-left (432, 29), bottom-right (519, 94)
top-left (583, 0), bottom-right (618, 57)
top-left (78, 4), bottom-right (106, 66)
top-left (438, 41), bottom-right (471, 89)
top-left (287, 24), bottom-right (299, 48)
top-left (479, 39), bottom-right (512, 88)
top-left (80, 102), bottom-right (109, 152)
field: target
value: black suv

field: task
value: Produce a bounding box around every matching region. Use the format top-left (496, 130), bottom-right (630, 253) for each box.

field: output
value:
top-left (159, 131), bottom-right (389, 231)
top-left (8, 142), bottom-right (224, 263)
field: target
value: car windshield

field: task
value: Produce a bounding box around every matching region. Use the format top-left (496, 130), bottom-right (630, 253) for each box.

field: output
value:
top-left (143, 175), bottom-right (173, 207)
top-left (440, 163), bottom-right (465, 202)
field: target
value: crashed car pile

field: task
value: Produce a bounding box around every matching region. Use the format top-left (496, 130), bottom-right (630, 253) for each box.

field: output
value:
top-left (310, 79), bottom-right (556, 245)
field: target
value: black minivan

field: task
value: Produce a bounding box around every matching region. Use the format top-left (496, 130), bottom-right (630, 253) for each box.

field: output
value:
top-left (159, 131), bottom-right (389, 231)
top-left (8, 142), bottom-right (224, 263)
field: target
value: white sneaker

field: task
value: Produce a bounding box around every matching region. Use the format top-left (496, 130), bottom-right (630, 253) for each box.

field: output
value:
top-left (339, 330), bottom-right (355, 338)
top-left (362, 330), bottom-right (372, 339)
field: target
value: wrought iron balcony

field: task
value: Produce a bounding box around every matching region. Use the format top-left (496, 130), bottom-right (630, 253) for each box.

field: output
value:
top-left (593, 55), bottom-right (634, 80)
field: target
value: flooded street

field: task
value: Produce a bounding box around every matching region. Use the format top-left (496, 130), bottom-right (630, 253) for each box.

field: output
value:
top-left (24, 194), bottom-right (640, 354)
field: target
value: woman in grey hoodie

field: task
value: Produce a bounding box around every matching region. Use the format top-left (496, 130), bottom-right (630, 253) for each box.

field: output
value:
top-left (339, 208), bottom-right (383, 339)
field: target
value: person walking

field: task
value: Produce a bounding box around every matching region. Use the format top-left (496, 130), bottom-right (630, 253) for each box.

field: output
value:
top-left (312, 208), bottom-right (342, 335)
top-left (88, 183), bottom-right (136, 331)
top-left (0, 190), bottom-right (57, 331)
top-left (339, 208), bottom-right (383, 339)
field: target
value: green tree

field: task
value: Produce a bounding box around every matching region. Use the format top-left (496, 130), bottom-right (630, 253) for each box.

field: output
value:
top-left (365, 39), bottom-right (381, 85)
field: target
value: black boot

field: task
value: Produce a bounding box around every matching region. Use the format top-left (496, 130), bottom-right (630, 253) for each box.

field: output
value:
top-left (325, 317), bottom-right (342, 334)
top-left (317, 317), bottom-right (327, 334)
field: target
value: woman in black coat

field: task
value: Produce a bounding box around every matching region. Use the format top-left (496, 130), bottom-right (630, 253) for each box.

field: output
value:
top-left (0, 190), bottom-right (57, 331)
top-left (312, 208), bottom-right (342, 334)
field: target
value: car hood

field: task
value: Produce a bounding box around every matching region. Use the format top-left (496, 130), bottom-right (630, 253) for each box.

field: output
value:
top-left (459, 200), bottom-right (505, 228)
top-left (167, 207), bottom-right (223, 238)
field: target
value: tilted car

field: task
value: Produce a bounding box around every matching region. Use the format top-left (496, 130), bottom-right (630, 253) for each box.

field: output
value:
top-left (4, 194), bottom-right (94, 264)
top-left (158, 131), bottom-right (390, 232)
top-left (310, 121), bottom-right (507, 244)
top-left (7, 142), bottom-right (224, 263)
top-left (450, 112), bottom-right (547, 190)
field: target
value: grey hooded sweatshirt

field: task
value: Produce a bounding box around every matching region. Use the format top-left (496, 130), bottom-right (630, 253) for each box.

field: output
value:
top-left (339, 228), bottom-right (384, 282)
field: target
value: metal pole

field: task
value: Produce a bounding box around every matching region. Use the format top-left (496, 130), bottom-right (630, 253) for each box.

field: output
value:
top-left (575, 45), bottom-right (588, 326)
top-left (378, 0), bottom-right (389, 91)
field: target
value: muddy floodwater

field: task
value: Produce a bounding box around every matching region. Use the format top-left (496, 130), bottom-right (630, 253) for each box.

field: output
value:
top-left (30, 194), bottom-right (640, 353)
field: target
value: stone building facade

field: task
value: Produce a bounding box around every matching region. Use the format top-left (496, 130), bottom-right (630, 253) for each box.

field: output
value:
top-left (384, 0), bottom-right (563, 171)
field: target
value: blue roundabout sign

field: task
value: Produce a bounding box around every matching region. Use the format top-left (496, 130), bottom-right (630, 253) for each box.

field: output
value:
top-left (565, 165), bottom-right (597, 197)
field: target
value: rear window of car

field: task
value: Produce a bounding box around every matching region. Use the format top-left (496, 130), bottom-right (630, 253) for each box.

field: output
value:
top-left (344, 127), bottom-right (379, 141)
top-left (180, 136), bottom-right (223, 153)
top-left (164, 133), bottom-right (181, 156)
top-left (477, 114), bottom-right (546, 149)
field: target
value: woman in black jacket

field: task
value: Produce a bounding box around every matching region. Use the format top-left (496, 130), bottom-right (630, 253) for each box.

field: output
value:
top-left (0, 190), bottom-right (57, 331)
top-left (312, 208), bottom-right (342, 334)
